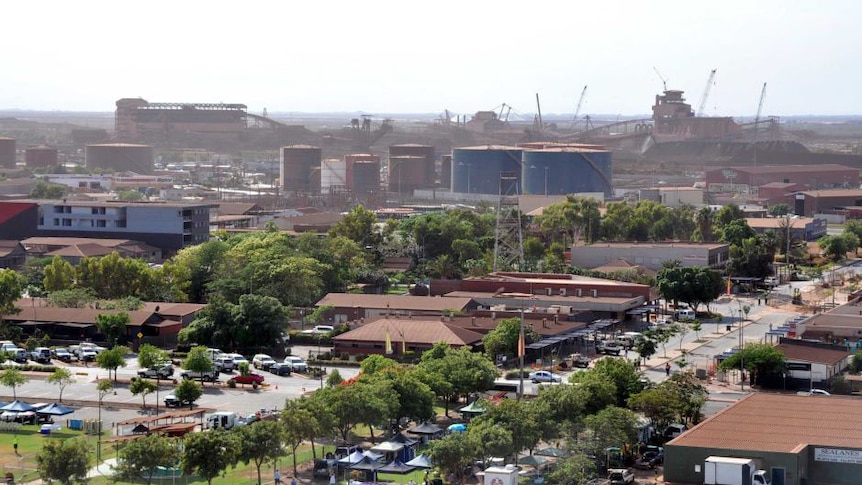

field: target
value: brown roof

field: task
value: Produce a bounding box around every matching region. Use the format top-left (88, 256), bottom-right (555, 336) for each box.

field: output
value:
top-left (745, 217), bottom-right (816, 229)
top-left (797, 189), bottom-right (862, 198)
top-left (802, 313), bottom-right (862, 330)
top-left (140, 302), bottom-right (206, 317)
top-left (775, 342), bottom-right (850, 365)
top-left (6, 306), bottom-right (154, 326)
top-left (215, 202), bottom-right (261, 215)
top-left (317, 293), bottom-right (473, 312)
top-left (668, 393), bottom-right (862, 452)
top-left (333, 318), bottom-right (484, 347)
top-left (444, 315), bottom-right (588, 337)
top-left (22, 237), bottom-right (138, 248)
top-left (45, 243), bottom-right (115, 258)
top-left (581, 242), bottom-right (729, 250)
top-left (443, 290), bottom-right (641, 306)
top-left (591, 259), bottom-right (658, 278)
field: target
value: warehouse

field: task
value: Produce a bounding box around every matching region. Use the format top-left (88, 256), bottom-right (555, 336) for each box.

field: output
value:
top-left (705, 164), bottom-right (859, 194)
top-left (664, 393), bottom-right (862, 485)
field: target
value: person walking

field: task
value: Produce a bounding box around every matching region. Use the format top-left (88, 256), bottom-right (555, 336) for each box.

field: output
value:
top-left (291, 477), bottom-right (297, 485)
top-left (665, 362), bottom-right (671, 376)
top-left (329, 473), bottom-right (336, 485)
top-left (274, 469), bottom-right (281, 485)
top-left (13, 436), bottom-right (18, 456)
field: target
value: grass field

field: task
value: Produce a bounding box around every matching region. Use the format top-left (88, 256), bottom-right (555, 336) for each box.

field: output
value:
top-left (0, 425), bottom-right (104, 484)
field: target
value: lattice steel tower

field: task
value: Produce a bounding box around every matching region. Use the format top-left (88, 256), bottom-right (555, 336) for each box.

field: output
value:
top-left (493, 171), bottom-right (524, 271)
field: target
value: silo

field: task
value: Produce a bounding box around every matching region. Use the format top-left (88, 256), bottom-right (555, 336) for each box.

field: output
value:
top-left (321, 158), bottom-right (347, 194)
top-left (0, 137), bottom-right (16, 168)
top-left (86, 143), bottom-right (154, 174)
top-left (352, 161), bottom-right (380, 195)
top-left (389, 144), bottom-right (434, 187)
top-left (344, 153), bottom-right (380, 191)
top-left (25, 145), bottom-right (59, 168)
top-left (440, 155), bottom-right (452, 190)
top-left (388, 156), bottom-right (427, 195)
top-left (522, 147), bottom-right (612, 196)
top-left (280, 145), bottom-right (321, 192)
top-left (451, 145), bottom-right (523, 195)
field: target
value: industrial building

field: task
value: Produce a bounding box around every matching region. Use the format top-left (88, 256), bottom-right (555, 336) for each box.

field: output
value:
top-left (280, 145), bottom-right (321, 193)
top-left (705, 164), bottom-right (859, 195)
top-left (570, 242), bottom-right (730, 271)
top-left (745, 217), bottom-right (827, 241)
top-left (115, 98), bottom-right (247, 142)
top-left (0, 199), bottom-right (214, 252)
top-left (25, 145), bottom-right (59, 168)
top-left (791, 189), bottom-right (862, 217)
top-left (651, 89), bottom-right (742, 140)
top-left (664, 393), bottom-right (862, 485)
top-left (86, 143), bottom-right (154, 174)
top-left (0, 137), bottom-right (16, 168)
top-left (389, 144), bottom-right (436, 195)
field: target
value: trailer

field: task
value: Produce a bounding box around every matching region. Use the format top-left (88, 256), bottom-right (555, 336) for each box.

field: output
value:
top-left (704, 456), bottom-right (770, 485)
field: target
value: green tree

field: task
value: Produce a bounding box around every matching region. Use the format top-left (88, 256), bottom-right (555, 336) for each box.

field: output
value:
top-left (660, 372), bottom-right (709, 424)
top-left (182, 346), bottom-right (216, 382)
top-left (768, 203), bottom-right (790, 217)
top-left (314, 380), bottom-right (394, 442)
top-left (482, 317), bottom-right (539, 360)
top-left (181, 295), bottom-right (288, 350)
top-left (137, 343), bottom-right (168, 371)
top-left (95, 312), bottom-right (129, 347)
top-left (690, 320), bottom-right (703, 341)
top-left (36, 438), bottom-right (91, 485)
top-left (117, 189), bottom-right (146, 201)
top-left (130, 378), bottom-right (158, 409)
top-left (329, 204), bottom-right (383, 249)
top-left (181, 429), bottom-right (236, 485)
top-left (43, 256), bottom-right (75, 292)
top-left (30, 181), bottom-right (66, 199)
top-left (727, 236), bottom-right (773, 279)
top-left (281, 402), bottom-right (318, 475)
top-left (46, 288), bottom-right (97, 308)
top-left (0, 368), bottom-right (28, 399)
top-left (170, 239), bottom-right (229, 303)
top-left (0, 269), bottom-right (24, 314)
top-left (114, 433), bottom-right (178, 485)
top-left (627, 388), bottom-right (678, 432)
top-left (719, 343), bottom-right (786, 387)
top-left (466, 418), bottom-right (513, 468)
top-left (656, 266), bottom-right (722, 312)
top-left (359, 354), bottom-right (398, 375)
top-left (590, 357), bottom-right (646, 408)
top-left (47, 367), bottom-right (75, 403)
top-left (325, 368), bottom-right (343, 387)
top-left (583, 406), bottom-right (641, 459)
top-left (569, 370), bottom-right (617, 415)
top-left (427, 431), bottom-right (478, 485)
top-left (634, 335), bottom-right (657, 366)
top-left (695, 207), bottom-right (715, 242)
top-left (174, 378), bottom-right (203, 409)
top-left (418, 344), bottom-right (497, 416)
top-left (545, 453), bottom-right (598, 485)
top-left (235, 420), bottom-right (284, 485)
top-left (477, 398), bottom-right (542, 455)
top-left (96, 345), bottom-right (128, 382)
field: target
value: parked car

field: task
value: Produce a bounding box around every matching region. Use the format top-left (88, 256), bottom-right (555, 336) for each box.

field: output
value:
top-left (228, 353), bottom-right (249, 368)
top-left (229, 373), bottom-right (265, 386)
top-left (568, 353), bottom-right (591, 368)
top-left (11, 348), bottom-right (28, 363)
top-left (608, 468), bottom-right (635, 485)
top-left (181, 369), bottom-right (220, 382)
top-left (529, 370), bottom-right (562, 383)
top-left (635, 447), bottom-right (664, 469)
top-left (30, 347), bottom-right (52, 364)
top-left (283, 356), bottom-right (308, 373)
top-left (663, 423), bottom-right (688, 439)
top-left (269, 362), bottom-right (293, 376)
top-left (252, 354), bottom-right (277, 370)
top-left (597, 340), bottom-right (623, 355)
top-left (164, 393), bottom-right (192, 408)
top-left (138, 363), bottom-right (174, 379)
top-left (797, 388), bottom-right (831, 396)
top-left (52, 347), bottom-right (75, 362)
top-left (79, 342), bottom-right (106, 353)
top-left (302, 325), bottom-right (334, 335)
top-left (73, 345), bottom-right (98, 362)
top-left (214, 356), bottom-right (236, 372)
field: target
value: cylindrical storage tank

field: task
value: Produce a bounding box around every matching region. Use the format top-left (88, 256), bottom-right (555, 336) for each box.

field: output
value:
top-left (390, 144), bottom-right (434, 187)
top-left (321, 158), bottom-right (347, 194)
top-left (440, 155), bottom-right (452, 190)
top-left (388, 156), bottom-right (427, 195)
top-left (352, 161), bottom-right (380, 195)
top-left (0, 137), bottom-right (16, 168)
top-left (25, 145), bottom-right (59, 168)
top-left (280, 145), bottom-right (321, 192)
top-left (452, 145), bottom-right (523, 195)
top-left (344, 153), bottom-right (380, 191)
top-left (86, 143), bottom-right (154, 174)
top-left (522, 148), bottom-right (613, 196)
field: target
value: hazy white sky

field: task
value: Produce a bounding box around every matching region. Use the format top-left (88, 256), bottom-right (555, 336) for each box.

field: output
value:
top-left (3, 0), bottom-right (860, 117)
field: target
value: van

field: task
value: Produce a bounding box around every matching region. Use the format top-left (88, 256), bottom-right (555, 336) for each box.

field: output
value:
top-left (616, 332), bottom-right (643, 349)
top-left (674, 309), bottom-right (696, 321)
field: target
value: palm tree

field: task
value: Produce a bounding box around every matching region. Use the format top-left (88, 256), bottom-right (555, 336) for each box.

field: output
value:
top-left (696, 207), bottom-right (714, 242)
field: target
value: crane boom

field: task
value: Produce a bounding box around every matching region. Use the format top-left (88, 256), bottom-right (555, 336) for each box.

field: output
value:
top-left (696, 69), bottom-right (717, 117)
top-left (652, 67), bottom-right (668, 91)
top-left (754, 82), bottom-right (767, 125)
top-left (569, 85), bottom-right (588, 130)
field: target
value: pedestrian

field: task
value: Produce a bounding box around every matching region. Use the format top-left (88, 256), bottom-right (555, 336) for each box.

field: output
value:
top-left (13, 436), bottom-right (18, 456)
top-left (624, 348), bottom-right (629, 358)
top-left (274, 469), bottom-right (281, 485)
top-left (665, 362), bottom-right (671, 376)
top-left (330, 472), bottom-right (336, 485)
top-left (291, 477), bottom-right (297, 485)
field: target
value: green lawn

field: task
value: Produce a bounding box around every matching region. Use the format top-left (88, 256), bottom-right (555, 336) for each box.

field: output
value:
top-left (0, 426), bottom-right (104, 484)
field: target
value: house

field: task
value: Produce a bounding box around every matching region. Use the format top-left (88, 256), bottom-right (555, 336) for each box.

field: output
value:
top-left (332, 317), bottom-right (484, 356)
top-left (211, 202), bottom-right (262, 230)
top-left (774, 338), bottom-right (852, 389)
top-left (664, 393), bottom-right (862, 485)
top-left (0, 240), bottom-right (26, 269)
top-left (21, 237), bottom-right (162, 262)
top-left (745, 217), bottom-right (827, 241)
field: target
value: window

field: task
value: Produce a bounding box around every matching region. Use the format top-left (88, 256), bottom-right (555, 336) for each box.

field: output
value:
top-left (97, 220), bottom-right (106, 227)
top-left (62, 219), bottom-right (71, 226)
top-left (53, 218), bottom-right (59, 226)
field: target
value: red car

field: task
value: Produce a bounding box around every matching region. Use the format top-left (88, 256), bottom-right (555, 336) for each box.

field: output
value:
top-left (229, 373), bottom-right (265, 386)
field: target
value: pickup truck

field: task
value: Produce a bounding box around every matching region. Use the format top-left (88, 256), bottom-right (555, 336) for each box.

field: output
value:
top-left (228, 373), bottom-right (265, 387)
top-left (568, 353), bottom-right (591, 368)
top-left (597, 340), bottom-right (623, 355)
top-left (180, 369), bottom-right (220, 382)
top-left (164, 393), bottom-right (192, 408)
top-left (138, 364), bottom-right (174, 379)
top-left (30, 347), bottom-right (52, 364)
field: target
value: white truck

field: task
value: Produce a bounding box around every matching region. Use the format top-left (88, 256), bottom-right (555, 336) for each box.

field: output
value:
top-left (206, 411), bottom-right (245, 430)
top-left (704, 456), bottom-right (770, 485)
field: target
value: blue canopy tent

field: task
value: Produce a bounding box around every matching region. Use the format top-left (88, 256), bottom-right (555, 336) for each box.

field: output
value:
top-left (349, 456), bottom-right (384, 483)
top-left (377, 460), bottom-right (416, 475)
top-left (405, 454), bottom-right (432, 469)
top-left (0, 400), bottom-right (36, 412)
top-left (36, 403), bottom-right (75, 416)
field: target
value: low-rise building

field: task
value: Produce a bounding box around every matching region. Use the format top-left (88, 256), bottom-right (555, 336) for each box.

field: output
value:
top-left (774, 338), bottom-right (852, 389)
top-left (314, 293), bottom-right (477, 324)
top-left (664, 393), bottom-right (862, 485)
top-left (792, 189), bottom-right (862, 217)
top-left (332, 317), bottom-right (484, 356)
top-left (745, 217), bottom-right (827, 241)
top-left (706, 164), bottom-right (859, 194)
top-left (570, 242), bottom-right (729, 271)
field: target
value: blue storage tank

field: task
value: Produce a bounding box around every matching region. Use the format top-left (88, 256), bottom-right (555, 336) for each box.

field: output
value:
top-left (522, 148), bottom-right (612, 196)
top-left (451, 145), bottom-right (523, 194)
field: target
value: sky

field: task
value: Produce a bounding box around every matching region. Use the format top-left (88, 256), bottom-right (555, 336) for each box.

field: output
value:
top-left (3, 0), bottom-right (861, 117)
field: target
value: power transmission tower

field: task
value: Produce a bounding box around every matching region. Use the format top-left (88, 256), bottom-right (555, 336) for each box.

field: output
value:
top-left (493, 171), bottom-right (524, 272)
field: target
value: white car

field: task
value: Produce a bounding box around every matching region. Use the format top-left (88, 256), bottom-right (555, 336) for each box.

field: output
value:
top-left (797, 389), bottom-right (831, 396)
top-left (284, 356), bottom-right (308, 373)
top-left (529, 371), bottom-right (562, 383)
top-left (228, 353), bottom-right (249, 368)
top-left (252, 354), bottom-right (277, 370)
top-left (301, 325), bottom-right (334, 335)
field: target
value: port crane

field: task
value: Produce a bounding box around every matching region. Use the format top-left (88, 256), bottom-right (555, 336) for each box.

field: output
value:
top-left (753, 82), bottom-right (767, 141)
top-left (569, 85), bottom-right (588, 130)
top-left (696, 69), bottom-right (717, 117)
top-left (652, 67), bottom-right (669, 91)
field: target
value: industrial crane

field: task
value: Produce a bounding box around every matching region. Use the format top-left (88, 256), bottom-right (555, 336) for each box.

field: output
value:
top-left (754, 82), bottom-right (767, 140)
top-left (653, 67), bottom-right (668, 91)
top-left (569, 85), bottom-right (588, 130)
top-left (696, 69), bottom-right (717, 117)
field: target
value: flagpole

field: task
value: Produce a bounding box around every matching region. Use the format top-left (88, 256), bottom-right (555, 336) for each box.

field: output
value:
top-left (518, 309), bottom-right (525, 401)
